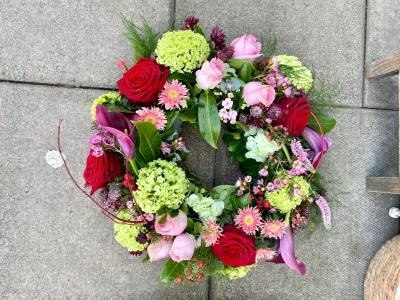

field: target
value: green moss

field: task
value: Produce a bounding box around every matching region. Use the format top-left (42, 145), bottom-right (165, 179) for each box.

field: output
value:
top-left (155, 30), bottom-right (210, 73)
top-left (114, 209), bottom-right (148, 251)
top-left (134, 159), bottom-right (189, 213)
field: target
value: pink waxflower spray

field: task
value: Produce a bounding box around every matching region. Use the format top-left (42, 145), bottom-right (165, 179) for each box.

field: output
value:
top-left (315, 196), bottom-right (331, 230)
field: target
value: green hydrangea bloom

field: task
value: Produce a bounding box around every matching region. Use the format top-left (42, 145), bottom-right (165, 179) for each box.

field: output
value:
top-left (217, 265), bottom-right (254, 280)
top-left (134, 159), bottom-right (189, 213)
top-left (245, 129), bottom-right (281, 162)
top-left (114, 209), bottom-right (148, 251)
top-left (90, 92), bottom-right (121, 121)
top-left (267, 176), bottom-right (310, 213)
top-left (155, 30), bottom-right (210, 73)
top-left (278, 55), bottom-right (313, 92)
top-left (187, 194), bottom-right (224, 221)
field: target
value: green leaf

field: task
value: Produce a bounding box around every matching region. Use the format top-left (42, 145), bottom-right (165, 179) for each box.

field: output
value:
top-left (239, 62), bottom-right (255, 82)
top-left (193, 222), bottom-right (203, 235)
top-left (168, 72), bottom-right (196, 84)
top-left (194, 25), bottom-right (205, 36)
top-left (229, 58), bottom-right (248, 69)
top-left (308, 113), bottom-right (336, 134)
top-left (160, 259), bottom-right (187, 283)
top-left (179, 104), bottom-right (198, 124)
top-left (170, 209), bottom-right (179, 218)
top-left (198, 92), bottom-right (221, 149)
top-left (134, 121), bottom-right (161, 163)
top-left (158, 214), bottom-right (167, 225)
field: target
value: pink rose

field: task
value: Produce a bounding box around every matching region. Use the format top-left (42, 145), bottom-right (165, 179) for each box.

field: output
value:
top-left (196, 58), bottom-right (225, 90)
top-left (243, 82), bottom-right (276, 107)
top-left (230, 34), bottom-right (261, 61)
top-left (147, 239), bottom-right (173, 262)
top-left (155, 210), bottom-right (187, 236)
top-left (170, 233), bottom-right (196, 262)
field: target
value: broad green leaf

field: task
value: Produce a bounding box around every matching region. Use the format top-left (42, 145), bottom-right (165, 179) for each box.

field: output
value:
top-left (160, 259), bottom-right (187, 283)
top-left (239, 62), bottom-right (255, 82)
top-left (308, 113), bottom-right (336, 134)
top-left (168, 72), bottom-right (196, 84)
top-left (198, 92), bottom-right (221, 149)
top-left (134, 121), bottom-right (161, 163)
top-left (163, 110), bottom-right (180, 137)
top-left (210, 185), bottom-right (236, 204)
top-left (179, 104), bottom-right (198, 124)
top-left (229, 58), bottom-right (248, 69)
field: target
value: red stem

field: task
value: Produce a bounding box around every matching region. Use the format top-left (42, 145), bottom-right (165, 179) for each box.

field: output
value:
top-left (57, 120), bottom-right (143, 225)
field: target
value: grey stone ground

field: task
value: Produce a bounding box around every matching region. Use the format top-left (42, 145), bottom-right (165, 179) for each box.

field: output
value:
top-left (0, 1), bottom-right (399, 299)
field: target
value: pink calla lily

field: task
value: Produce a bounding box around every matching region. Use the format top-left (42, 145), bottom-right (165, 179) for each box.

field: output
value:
top-left (96, 105), bottom-right (135, 159)
top-left (302, 127), bottom-right (332, 168)
top-left (272, 227), bottom-right (306, 275)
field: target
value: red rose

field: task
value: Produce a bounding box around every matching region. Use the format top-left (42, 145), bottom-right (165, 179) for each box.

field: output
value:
top-left (211, 225), bottom-right (256, 267)
top-left (277, 95), bottom-right (311, 136)
top-left (117, 58), bottom-right (170, 105)
top-left (83, 151), bottom-right (123, 195)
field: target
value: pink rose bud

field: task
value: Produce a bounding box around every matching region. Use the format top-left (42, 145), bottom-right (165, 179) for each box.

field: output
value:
top-left (147, 239), bottom-right (173, 262)
top-left (195, 58), bottom-right (225, 90)
top-left (243, 82), bottom-right (276, 107)
top-left (155, 210), bottom-right (187, 236)
top-left (230, 34), bottom-right (262, 61)
top-left (170, 233), bottom-right (196, 262)
top-left (117, 59), bottom-right (127, 70)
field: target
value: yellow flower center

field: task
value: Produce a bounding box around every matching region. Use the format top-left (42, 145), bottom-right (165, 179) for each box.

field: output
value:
top-left (143, 116), bottom-right (157, 124)
top-left (168, 90), bottom-right (179, 99)
top-left (243, 215), bottom-right (255, 226)
top-left (269, 224), bottom-right (279, 233)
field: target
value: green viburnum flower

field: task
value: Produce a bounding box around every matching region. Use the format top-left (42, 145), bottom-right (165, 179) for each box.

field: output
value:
top-left (90, 92), bottom-right (121, 121)
top-left (187, 194), bottom-right (224, 221)
top-left (245, 129), bottom-right (281, 162)
top-left (134, 159), bottom-right (189, 213)
top-left (217, 265), bottom-right (254, 280)
top-left (267, 176), bottom-right (310, 213)
top-left (155, 30), bottom-right (210, 73)
top-left (278, 55), bottom-right (313, 92)
top-left (114, 209), bottom-right (148, 252)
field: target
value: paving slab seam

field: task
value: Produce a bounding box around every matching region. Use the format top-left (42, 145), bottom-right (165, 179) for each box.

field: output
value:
top-left (361, 0), bottom-right (369, 108)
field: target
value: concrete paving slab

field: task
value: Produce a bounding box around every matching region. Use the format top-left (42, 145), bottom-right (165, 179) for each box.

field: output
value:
top-left (175, 0), bottom-right (366, 108)
top-left (364, 0), bottom-right (400, 110)
top-left (0, 0), bottom-right (173, 88)
top-left (0, 83), bottom-right (208, 299)
top-left (212, 107), bottom-right (400, 299)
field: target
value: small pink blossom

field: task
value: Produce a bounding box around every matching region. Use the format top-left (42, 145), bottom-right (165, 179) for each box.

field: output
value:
top-left (230, 34), bottom-right (261, 61)
top-left (234, 207), bottom-right (262, 235)
top-left (170, 233), bottom-right (196, 262)
top-left (155, 210), bottom-right (187, 236)
top-left (261, 220), bottom-right (287, 239)
top-left (117, 59), bottom-right (127, 70)
top-left (196, 58), bottom-right (225, 90)
top-left (243, 82), bottom-right (276, 107)
top-left (147, 239), bottom-right (173, 262)
top-left (134, 107), bottom-right (167, 131)
top-left (158, 80), bottom-right (189, 110)
top-left (200, 220), bottom-right (223, 247)
top-left (256, 248), bottom-right (277, 261)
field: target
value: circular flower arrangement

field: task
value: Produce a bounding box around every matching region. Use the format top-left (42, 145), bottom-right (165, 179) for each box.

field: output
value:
top-left (59, 16), bottom-right (336, 283)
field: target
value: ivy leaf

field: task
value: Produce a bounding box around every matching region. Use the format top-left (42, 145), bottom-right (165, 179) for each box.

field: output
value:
top-left (160, 259), bottom-right (187, 283)
top-left (163, 110), bottom-right (180, 137)
top-left (198, 92), bottom-right (221, 149)
top-left (308, 113), bottom-right (336, 134)
top-left (134, 121), bottom-right (161, 163)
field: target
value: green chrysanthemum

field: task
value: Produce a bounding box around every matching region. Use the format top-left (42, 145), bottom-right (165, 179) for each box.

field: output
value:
top-left (134, 159), bottom-right (189, 213)
top-left (90, 92), bottom-right (122, 121)
top-left (217, 265), bottom-right (254, 280)
top-left (155, 30), bottom-right (210, 73)
top-left (278, 55), bottom-right (313, 92)
top-left (114, 209), bottom-right (148, 252)
top-left (267, 176), bottom-right (310, 213)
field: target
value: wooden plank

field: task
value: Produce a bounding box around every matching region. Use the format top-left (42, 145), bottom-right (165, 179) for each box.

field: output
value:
top-left (367, 53), bottom-right (400, 79)
top-left (366, 177), bottom-right (400, 194)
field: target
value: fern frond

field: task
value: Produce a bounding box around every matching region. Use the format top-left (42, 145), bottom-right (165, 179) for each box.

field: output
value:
top-left (121, 14), bottom-right (159, 61)
top-left (263, 31), bottom-right (278, 58)
top-left (308, 77), bottom-right (340, 115)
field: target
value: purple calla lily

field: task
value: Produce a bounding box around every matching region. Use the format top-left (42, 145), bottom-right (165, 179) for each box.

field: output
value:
top-left (96, 105), bottom-right (135, 159)
top-left (302, 127), bottom-right (332, 168)
top-left (272, 227), bottom-right (306, 275)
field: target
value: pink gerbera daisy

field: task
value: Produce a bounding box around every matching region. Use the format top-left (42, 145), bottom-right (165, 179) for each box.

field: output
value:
top-left (234, 207), bottom-right (262, 235)
top-left (158, 80), bottom-right (188, 110)
top-left (200, 220), bottom-right (223, 247)
top-left (256, 248), bottom-right (277, 261)
top-left (135, 107), bottom-right (167, 130)
top-left (261, 220), bottom-right (287, 239)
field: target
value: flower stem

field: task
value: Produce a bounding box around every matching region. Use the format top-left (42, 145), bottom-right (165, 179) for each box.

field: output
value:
top-left (129, 159), bottom-right (139, 177)
top-left (282, 143), bottom-right (292, 163)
